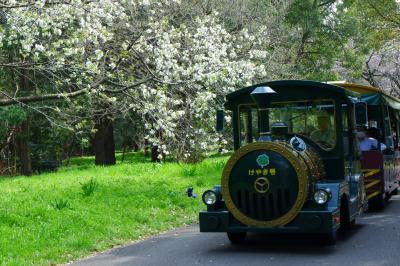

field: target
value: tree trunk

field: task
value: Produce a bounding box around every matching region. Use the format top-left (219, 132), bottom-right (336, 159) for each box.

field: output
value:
top-left (133, 141), bottom-right (139, 152)
top-left (17, 120), bottom-right (32, 176)
top-left (151, 145), bottom-right (160, 162)
top-left (93, 117), bottom-right (116, 165)
top-left (144, 139), bottom-right (150, 157)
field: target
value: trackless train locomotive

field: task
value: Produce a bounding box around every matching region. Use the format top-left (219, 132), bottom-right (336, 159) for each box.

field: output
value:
top-left (199, 80), bottom-right (400, 244)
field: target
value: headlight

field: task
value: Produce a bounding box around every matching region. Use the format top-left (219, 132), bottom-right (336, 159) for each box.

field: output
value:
top-left (314, 189), bottom-right (331, 204)
top-left (202, 190), bottom-right (218, 205)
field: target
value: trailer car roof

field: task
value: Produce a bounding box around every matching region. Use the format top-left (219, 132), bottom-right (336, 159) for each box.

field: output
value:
top-left (329, 81), bottom-right (400, 110)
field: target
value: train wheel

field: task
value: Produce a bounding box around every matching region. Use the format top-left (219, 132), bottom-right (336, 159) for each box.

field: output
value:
top-left (227, 232), bottom-right (247, 244)
top-left (386, 192), bottom-right (392, 201)
top-left (322, 230), bottom-right (337, 245)
top-left (371, 193), bottom-right (386, 210)
top-left (340, 200), bottom-right (353, 229)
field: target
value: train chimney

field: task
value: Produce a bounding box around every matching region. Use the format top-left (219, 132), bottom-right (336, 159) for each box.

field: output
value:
top-left (250, 86), bottom-right (276, 142)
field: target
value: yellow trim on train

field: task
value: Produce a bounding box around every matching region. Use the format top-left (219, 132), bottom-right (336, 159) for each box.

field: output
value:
top-left (362, 169), bottom-right (380, 178)
top-left (328, 81), bottom-right (382, 94)
top-left (367, 191), bottom-right (381, 200)
top-left (365, 180), bottom-right (381, 189)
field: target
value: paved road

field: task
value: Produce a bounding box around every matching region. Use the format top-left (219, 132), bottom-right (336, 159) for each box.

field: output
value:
top-left (72, 195), bottom-right (400, 266)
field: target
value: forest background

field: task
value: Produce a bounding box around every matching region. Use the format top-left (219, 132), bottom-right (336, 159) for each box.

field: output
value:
top-left (0, 0), bottom-right (399, 176)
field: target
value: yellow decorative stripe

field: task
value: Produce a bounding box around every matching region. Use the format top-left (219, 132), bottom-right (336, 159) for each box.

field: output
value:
top-left (362, 169), bottom-right (380, 178)
top-left (367, 191), bottom-right (381, 200)
top-left (365, 180), bottom-right (381, 189)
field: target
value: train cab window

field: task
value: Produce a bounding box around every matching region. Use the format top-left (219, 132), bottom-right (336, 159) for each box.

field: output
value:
top-left (239, 108), bottom-right (250, 145)
top-left (342, 104), bottom-right (359, 157)
top-left (269, 100), bottom-right (336, 150)
top-left (239, 106), bottom-right (259, 146)
top-left (251, 108), bottom-right (260, 141)
top-left (342, 104), bottom-right (350, 156)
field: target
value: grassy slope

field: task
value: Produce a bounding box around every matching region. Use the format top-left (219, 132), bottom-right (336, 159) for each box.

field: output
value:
top-left (0, 152), bottom-right (228, 266)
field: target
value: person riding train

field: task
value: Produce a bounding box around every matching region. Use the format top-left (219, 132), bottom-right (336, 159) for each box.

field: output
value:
top-left (357, 126), bottom-right (386, 151)
top-left (310, 114), bottom-right (335, 148)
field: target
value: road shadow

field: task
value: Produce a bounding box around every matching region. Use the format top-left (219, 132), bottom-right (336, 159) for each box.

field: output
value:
top-left (206, 224), bottom-right (365, 256)
top-left (365, 194), bottom-right (400, 214)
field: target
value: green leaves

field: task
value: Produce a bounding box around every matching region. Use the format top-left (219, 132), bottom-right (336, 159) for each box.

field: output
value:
top-left (0, 106), bottom-right (27, 125)
top-left (0, 106), bottom-right (27, 140)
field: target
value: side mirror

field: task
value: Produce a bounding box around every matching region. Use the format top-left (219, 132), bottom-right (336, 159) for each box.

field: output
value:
top-left (216, 110), bottom-right (224, 132)
top-left (354, 102), bottom-right (368, 127)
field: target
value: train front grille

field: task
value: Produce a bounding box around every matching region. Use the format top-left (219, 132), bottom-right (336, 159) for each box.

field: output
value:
top-left (233, 187), bottom-right (296, 221)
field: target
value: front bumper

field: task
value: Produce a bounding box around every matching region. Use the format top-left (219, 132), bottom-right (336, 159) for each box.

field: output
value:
top-left (199, 209), bottom-right (340, 234)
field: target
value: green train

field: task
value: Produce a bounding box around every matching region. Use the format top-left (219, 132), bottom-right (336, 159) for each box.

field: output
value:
top-left (199, 80), bottom-right (372, 244)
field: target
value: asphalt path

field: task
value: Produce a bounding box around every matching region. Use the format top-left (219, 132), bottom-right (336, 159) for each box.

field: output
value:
top-left (72, 195), bottom-right (400, 266)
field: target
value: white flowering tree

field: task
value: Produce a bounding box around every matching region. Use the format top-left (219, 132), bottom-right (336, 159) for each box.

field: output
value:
top-left (0, 0), bottom-right (302, 167)
top-left (133, 15), bottom-right (265, 161)
top-left (119, 0), bottom-right (302, 162)
top-left (0, 0), bottom-right (152, 171)
top-left (1, 0), bottom-right (333, 172)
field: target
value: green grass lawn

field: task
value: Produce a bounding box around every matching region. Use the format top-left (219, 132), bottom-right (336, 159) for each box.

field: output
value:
top-left (0, 152), bottom-right (228, 266)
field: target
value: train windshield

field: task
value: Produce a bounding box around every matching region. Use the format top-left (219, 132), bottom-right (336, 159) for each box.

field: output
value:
top-left (270, 100), bottom-right (336, 150)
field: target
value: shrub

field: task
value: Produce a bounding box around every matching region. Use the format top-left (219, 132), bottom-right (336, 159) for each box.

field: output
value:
top-left (52, 198), bottom-right (70, 210)
top-left (80, 178), bottom-right (99, 197)
top-left (181, 165), bottom-right (197, 177)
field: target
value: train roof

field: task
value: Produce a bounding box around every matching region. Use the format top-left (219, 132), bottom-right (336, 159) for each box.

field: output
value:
top-left (225, 80), bottom-right (359, 110)
top-left (329, 81), bottom-right (400, 110)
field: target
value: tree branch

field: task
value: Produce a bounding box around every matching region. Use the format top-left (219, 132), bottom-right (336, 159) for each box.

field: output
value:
top-left (0, 78), bottom-right (150, 106)
top-left (0, 88), bottom-right (87, 106)
top-left (0, 1), bottom-right (96, 9)
top-left (318, 0), bottom-right (336, 7)
top-left (367, 1), bottom-right (400, 27)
